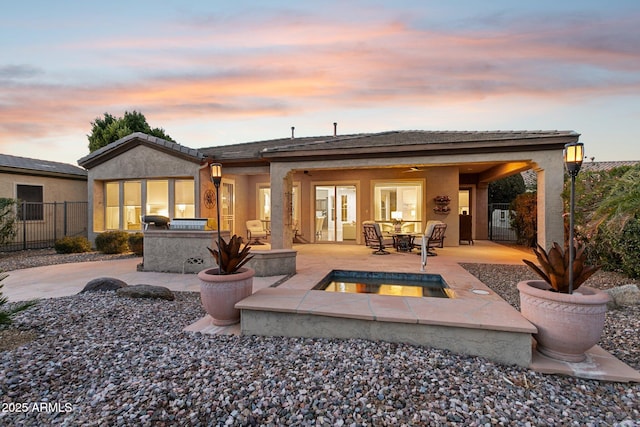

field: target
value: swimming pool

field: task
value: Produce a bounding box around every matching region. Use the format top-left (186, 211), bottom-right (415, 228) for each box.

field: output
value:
top-left (313, 269), bottom-right (451, 298)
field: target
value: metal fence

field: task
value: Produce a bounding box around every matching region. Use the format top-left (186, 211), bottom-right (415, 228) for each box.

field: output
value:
top-left (1, 201), bottom-right (88, 251)
top-left (488, 203), bottom-right (517, 242)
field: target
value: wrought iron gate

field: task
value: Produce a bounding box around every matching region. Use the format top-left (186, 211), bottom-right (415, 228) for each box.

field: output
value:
top-left (488, 203), bottom-right (517, 242)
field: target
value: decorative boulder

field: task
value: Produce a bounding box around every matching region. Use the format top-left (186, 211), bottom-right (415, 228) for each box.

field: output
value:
top-left (604, 284), bottom-right (640, 309)
top-left (80, 277), bottom-right (128, 293)
top-left (116, 284), bottom-right (175, 301)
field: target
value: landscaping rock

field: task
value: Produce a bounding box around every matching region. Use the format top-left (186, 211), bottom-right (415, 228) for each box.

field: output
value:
top-left (116, 284), bottom-right (175, 301)
top-left (80, 277), bottom-right (128, 293)
top-left (604, 284), bottom-right (640, 309)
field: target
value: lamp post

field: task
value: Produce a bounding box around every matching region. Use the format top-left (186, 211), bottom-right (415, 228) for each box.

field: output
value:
top-left (210, 163), bottom-right (223, 275)
top-left (563, 142), bottom-right (584, 294)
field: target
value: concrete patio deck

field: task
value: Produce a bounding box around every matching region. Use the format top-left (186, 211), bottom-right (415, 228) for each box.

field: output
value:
top-left (3, 241), bottom-right (639, 382)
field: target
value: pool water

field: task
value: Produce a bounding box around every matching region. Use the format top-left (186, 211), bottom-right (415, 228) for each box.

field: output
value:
top-left (313, 270), bottom-right (450, 298)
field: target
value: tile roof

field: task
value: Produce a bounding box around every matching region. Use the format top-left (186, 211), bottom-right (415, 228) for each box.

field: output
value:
top-left (0, 153), bottom-right (87, 177)
top-left (201, 130), bottom-right (578, 160)
top-left (77, 132), bottom-right (203, 168)
top-left (521, 160), bottom-right (640, 189)
top-left (580, 160), bottom-right (640, 172)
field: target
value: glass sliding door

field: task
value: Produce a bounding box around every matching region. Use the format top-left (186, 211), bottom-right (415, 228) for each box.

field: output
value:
top-left (314, 185), bottom-right (357, 242)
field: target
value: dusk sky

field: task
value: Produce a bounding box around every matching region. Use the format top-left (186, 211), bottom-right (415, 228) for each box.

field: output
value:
top-left (2, 0), bottom-right (639, 165)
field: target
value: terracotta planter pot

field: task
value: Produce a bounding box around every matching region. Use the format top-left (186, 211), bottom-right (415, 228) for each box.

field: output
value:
top-left (517, 280), bottom-right (610, 362)
top-left (198, 267), bottom-right (255, 326)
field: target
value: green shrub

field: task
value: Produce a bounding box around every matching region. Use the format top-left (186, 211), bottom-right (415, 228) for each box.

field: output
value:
top-left (586, 226), bottom-right (621, 272)
top-left (95, 231), bottom-right (130, 254)
top-left (617, 217), bottom-right (640, 278)
top-left (128, 233), bottom-right (144, 256)
top-left (0, 198), bottom-right (17, 246)
top-left (54, 236), bottom-right (92, 254)
top-left (572, 165), bottom-right (640, 278)
top-left (510, 192), bottom-right (537, 247)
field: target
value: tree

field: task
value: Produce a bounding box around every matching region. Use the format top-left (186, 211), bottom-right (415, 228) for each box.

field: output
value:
top-left (88, 110), bottom-right (175, 152)
top-left (569, 164), bottom-right (640, 277)
top-left (488, 174), bottom-right (526, 204)
top-left (510, 192), bottom-right (537, 247)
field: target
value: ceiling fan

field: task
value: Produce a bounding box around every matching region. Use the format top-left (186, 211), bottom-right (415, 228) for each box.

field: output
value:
top-left (403, 166), bottom-right (423, 173)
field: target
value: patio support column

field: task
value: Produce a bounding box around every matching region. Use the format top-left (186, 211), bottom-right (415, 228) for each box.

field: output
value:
top-left (475, 183), bottom-right (489, 240)
top-left (270, 163), bottom-right (294, 249)
top-left (535, 155), bottom-right (565, 251)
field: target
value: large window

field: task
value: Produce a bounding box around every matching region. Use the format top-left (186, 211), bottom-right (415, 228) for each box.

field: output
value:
top-left (16, 184), bottom-right (43, 221)
top-left (175, 180), bottom-right (195, 218)
top-left (374, 181), bottom-right (422, 230)
top-left (124, 181), bottom-right (141, 230)
top-left (146, 180), bottom-right (169, 217)
top-left (256, 184), bottom-right (299, 232)
top-left (104, 179), bottom-right (195, 231)
top-left (105, 182), bottom-right (120, 229)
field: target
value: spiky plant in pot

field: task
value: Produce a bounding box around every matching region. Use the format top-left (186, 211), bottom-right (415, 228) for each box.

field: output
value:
top-left (207, 235), bottom-right (253, 274)
top-left (518, 242), bottom-right (608, 362)
top-left (199, 235), bottom-right (256, 326)
top-left (522, 242), bottom-right (600, 294)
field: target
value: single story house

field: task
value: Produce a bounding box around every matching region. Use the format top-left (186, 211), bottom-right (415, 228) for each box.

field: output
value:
top-left (77, 129), bottom-right (576, 252)
top-left (0, 153), bottom-right (87, 203)
top-left (0, 154), bottom-right (88, 249)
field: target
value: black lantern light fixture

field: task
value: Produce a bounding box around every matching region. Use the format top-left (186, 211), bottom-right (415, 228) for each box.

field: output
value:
top-left (563, 142), bottom-right (584, 294)
top-left (210, 163), bottom-right (223, 274)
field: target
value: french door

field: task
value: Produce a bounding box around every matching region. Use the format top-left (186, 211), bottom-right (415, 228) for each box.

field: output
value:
top-left (314, 185), bottom-right (357, 242)
top-left (221, 181), bottom-right (234, 233)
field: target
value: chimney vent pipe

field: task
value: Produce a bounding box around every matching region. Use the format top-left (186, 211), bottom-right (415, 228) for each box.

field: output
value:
top-left (291, 126), bottom-right (295, 139)
top-left (333, 122), bottom-right (337, 137)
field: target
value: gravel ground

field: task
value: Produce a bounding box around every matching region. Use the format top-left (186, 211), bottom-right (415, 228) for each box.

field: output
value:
top-left (0, 248), bottom-right (138, 272)
top-left (0, 251), bottom-right (639, 426)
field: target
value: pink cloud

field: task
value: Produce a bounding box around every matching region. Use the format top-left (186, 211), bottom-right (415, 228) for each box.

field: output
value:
top-left (1, 6), bottom-right (639, 147)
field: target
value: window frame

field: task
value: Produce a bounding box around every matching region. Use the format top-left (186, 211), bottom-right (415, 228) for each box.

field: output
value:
top-left (16, 184), bottom-right (44, 221)
top-left (103, 178), bottom-right (196, 231)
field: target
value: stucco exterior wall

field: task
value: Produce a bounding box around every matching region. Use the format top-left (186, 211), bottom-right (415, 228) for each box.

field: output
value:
top-left (0, 172), bottom-right (86, 202)
top-left (425, 167), bottom-right (460, 245)
top-left (86, 144), bottom-right (201, 243)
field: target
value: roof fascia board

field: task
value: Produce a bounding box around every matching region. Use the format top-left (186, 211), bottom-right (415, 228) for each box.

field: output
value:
top-left (261, 136), bottom-right (577, 162)
top-left (79, 138), bottom-right (202, 169)
top-left (0, 166), bottom-right (88, 181)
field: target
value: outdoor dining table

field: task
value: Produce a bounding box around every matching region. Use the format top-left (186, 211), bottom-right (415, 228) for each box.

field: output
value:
top-left (389, 232), bottom-right (422, 252)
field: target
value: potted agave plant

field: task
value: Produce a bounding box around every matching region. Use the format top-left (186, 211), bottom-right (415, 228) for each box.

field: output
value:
top-left (518, 242), bottom-right (609, 362)
top-left (198, 235), bottom-right (255, 326)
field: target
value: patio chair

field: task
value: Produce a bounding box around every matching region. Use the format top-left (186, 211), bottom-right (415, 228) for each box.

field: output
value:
top-left (315, 216), bottom-right (326, 239)
top-left (362, 221), bottom-right (393, 255)
top-left (246, 219), bottom-right (268, 245)
top-left (413, 221), bottom-right (447, 256)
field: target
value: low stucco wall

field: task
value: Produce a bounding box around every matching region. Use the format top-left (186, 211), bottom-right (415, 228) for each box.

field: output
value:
top-left (142, 230), bottom-right (230, 274)
top-left (246, 249), bottom-right (297, 277)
